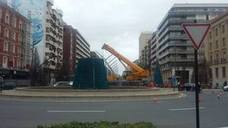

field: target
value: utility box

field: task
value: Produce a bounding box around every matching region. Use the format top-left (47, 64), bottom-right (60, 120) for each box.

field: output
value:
top-left (73, 59), bottom-right (108, 89)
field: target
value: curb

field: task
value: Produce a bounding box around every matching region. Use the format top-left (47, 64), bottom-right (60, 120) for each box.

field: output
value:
top-left (0, 91), bottom-right (180, 99)
top-left (15, 88), bottom-right (161, 92)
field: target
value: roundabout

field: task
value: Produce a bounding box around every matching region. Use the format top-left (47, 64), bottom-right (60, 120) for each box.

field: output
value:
top-left (0, 87), bottom-right (182, 102)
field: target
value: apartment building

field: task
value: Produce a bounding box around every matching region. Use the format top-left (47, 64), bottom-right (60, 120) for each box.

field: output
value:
top-left (0, 2), bottom-right (31, 79)
top-left (63, 25), bottom-right (90, 79)
top-left (139, 32), bottom-right (152, 67)
top-left (45, 0), bottom-right (64, 71)
top-left (75, 29), bottom-right (90, 64)
top-left (9, 0), bottom-right (64, 83)
top-left (149, 32), bottom-right (158, 71)
top-left (157, 3), bottom-right (228, 83)
top-left (140, 44), bottom-right (149, 68)
top-left (205, 12), bottom-right (228, 87)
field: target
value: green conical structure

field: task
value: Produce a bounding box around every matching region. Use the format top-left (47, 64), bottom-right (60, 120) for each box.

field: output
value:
top-left (153, 62), bottom-right (164, 87)
top-left (73, 58), bottom-right (108, 89)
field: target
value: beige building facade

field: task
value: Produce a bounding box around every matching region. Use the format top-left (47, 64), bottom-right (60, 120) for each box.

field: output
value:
top-left (139, 32), bottom-right (152, 57)
top-left (139, 32), bottom-right (152, 67)
top-left (205, 12), bottom-right (228, 87)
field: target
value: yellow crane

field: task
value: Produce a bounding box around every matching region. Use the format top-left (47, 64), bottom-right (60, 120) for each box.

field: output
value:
top-left (102, 43), bottom-right (150, 81)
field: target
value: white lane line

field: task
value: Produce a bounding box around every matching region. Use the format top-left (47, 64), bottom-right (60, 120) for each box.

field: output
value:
top-left (47, 110), bottom-right (106, 113)
top-left (168, 107), bottom-right (205, 111)
top-left (218, 127), bottom-right (228, 128)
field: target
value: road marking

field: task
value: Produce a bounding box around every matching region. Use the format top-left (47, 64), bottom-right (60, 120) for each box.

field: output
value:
top-left (218, 127), bottom-right (228, 128)
top-left (47, 110), bottom-right (106, 113)
top-left (168, 107), bottom-right (205, 111)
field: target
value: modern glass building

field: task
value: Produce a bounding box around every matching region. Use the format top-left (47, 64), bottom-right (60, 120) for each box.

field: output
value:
top-left (156, 3), bottom-right (228, 83)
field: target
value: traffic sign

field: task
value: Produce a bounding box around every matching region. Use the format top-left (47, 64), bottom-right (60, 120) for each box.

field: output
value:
top-left (182, 23), bottom-right (210, 50)
top-left (182, 23), bottom-right (211, 128)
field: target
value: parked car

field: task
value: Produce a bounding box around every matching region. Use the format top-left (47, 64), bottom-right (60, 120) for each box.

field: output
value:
top-left (53, 81), bottom-right (72, 87)
top-left (1, 81), bottom-right (16, 90)
top-left (184, 83), bottom-right (195, 91)
top-left (223, 85), bottom-right (228, 91)
top-left (184, 83), bottom-right (202, 92)
top-left (69, 81), bottom-right (73, 86)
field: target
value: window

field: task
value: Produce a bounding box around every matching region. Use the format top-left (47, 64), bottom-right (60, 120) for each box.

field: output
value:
top-left (180, 47), bottom-right (187, 50)
top-left (222, 67), bottom-right (226, 78)
top-left (180, 54), bottom-right (187, 59)
top-left (0, 8), bottom-right (2, 19)
top-left (222, 25), bottom-right (225, 33)
top-left (17, 59), bottom-right (21, 68)
top-left (209, 42), bottom-right (212, 50)
top-left (209, 32), bottom-right (212, 39)
top-left (12, 44), bottom-right (15, 53)
top-left (12, 16), bottom-right (17, 28)
top-left (215, 28), bottom-right (218, 36)
top-left (4, 28), bottom-right (9, 38)
top-left (215, 67), bottom-right (219, 78)
top-left (5, 12), bottom-right (10, 24)
top-left (222, 37), bottom-right (226, 47)
top-left (12, 32), bottom-right (16, 40)
top-left (17, 47), bottom-right (21, 54)
top-left (216, 40), bottom-right (219, 48)
top-left (19, 21), bottom-right (23, 30)
top-left (221, 51), bottom-right (227, 64)
top-left (12, 57), bottom-right (15, 67)
top-left (209, 68), bottom-right (213, 79)
top-left (2, 56), bottom-right (8, 68)
top-left (3, 41), bottom-right (8, 52)
top-left (215, 53), bottom-right (219, 64)
top-left (216, 53), bottom-right (219, 58)
top-left (46, 28), bottom-right (50, 33)
top-left (223, 51), bottom-right (227, 58)
top-left (18, 34), bottom-right (22, 42)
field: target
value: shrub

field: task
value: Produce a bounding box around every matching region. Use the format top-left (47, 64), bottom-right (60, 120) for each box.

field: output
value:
top-left (37, 121), bottom-right (156, 128)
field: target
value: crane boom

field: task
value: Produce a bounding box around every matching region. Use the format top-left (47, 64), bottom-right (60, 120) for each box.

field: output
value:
top-left (95, 51), bottom-right (118, 81)
top-left (102, 43), bottom-right (149, 80)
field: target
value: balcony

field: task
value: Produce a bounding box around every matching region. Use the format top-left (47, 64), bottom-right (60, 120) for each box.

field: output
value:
top-left (150, 64), bottom-right (156, 69)
top-left (209, 58), bottom-right (228, 65)
top-left (159, 51), bottom-right (170, 60)
top-left (168, 18), bottom-right (195, 25)
top-left (158, 34), bottom-right (189, 50)
top-left (169, 11), bottom-right (198, 16)
top-left (169, 34), bottom-right (189, 40)
top-left (159, 57), bottom-right (170, 65)
top-left (158, 18), bottom-right (195, 36)
top-left (161, 66), bottom-right (172, 71)
top-left (169, 56), bottom-right (194, 62)
top-left (158, 33), bottom-right (169, 44)
top-left (168, 48), bottom-right (194, 54)
top-left (168, 41), bottom-right (192, 47)
top-left (159, 56), bottom-right (194, 65)
top-left (169, 26), bottom-right (183, 31)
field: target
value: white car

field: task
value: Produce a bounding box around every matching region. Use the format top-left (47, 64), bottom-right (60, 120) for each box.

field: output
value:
top-left (223, 85), bottom-right (228, 91)
top-left (69, 81), bottom-right (73, 86)
top-left (53, 81), bottom-right (72, 87)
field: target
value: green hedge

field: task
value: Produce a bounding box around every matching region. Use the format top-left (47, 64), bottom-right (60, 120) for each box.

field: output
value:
top-left (37, 121), bottom-right (156, 128)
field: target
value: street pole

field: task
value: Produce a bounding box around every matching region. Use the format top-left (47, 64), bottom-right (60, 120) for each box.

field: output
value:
top-left (194, 49), bottom-right (200, 128)
top-left (182, 23), bottom-right (210, 128)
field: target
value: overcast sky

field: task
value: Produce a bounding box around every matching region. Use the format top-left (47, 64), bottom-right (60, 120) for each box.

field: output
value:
top-left (54, 0), bottom-right (227, 73)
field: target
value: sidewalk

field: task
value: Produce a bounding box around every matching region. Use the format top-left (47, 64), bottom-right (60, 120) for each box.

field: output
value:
top-left (0, 88), bottom-right (180, 98)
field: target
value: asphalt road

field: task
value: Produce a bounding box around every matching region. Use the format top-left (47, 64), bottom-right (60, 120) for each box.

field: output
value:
top-left (0, 90), bottom-right (227, 128)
